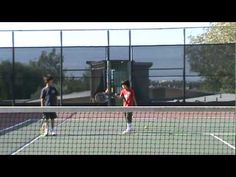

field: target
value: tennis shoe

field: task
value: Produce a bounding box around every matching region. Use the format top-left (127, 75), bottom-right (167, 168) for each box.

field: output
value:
top-left (47, 129), bottom-right (56, 136)
top-left (50, 130), bottom-right (56, 136)
top-left (122, 128), bottom-right (135, 134)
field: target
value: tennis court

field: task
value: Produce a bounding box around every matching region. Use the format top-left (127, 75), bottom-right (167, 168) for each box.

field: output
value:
top-left (0, 106), bottom-right (235, 155)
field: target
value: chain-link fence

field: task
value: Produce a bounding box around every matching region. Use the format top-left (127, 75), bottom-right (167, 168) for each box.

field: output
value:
top-left (0, 26), bottom-right (235, 105)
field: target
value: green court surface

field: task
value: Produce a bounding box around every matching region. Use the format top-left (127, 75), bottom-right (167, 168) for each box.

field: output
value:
top-left (0, 117), bottom-right (235, 155)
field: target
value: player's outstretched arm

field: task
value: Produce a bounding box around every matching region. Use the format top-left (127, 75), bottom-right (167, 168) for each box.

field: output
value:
top-left (114, 93), bottom-right (123, 99)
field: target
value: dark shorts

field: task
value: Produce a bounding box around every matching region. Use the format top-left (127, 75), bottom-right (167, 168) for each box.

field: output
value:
top-left (124, 112), bottom-right (133, 119)
top-left (42, 112), bottom-right (57, 120)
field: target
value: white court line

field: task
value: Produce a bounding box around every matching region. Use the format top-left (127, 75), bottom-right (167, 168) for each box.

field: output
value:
top-left (164, 132), bottom-right (236, 136)
top-left (11, 118), bottom-right (70, 155)
top-left (209, 133), bottom-right (236, 136)
top-left (210, 133), bottom-right (235, 150)
top-left (0, 119), bottom-right (32, 133)
top-left (11, 135), bottom-right (43, 155)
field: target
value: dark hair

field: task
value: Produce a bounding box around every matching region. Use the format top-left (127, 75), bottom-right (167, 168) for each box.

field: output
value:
top-left (43, 74), bottom-right (54, 83)
top-left (121, 80), bottom-right (130, 88)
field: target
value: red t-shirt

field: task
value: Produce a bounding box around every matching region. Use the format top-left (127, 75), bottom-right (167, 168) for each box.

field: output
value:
top-left (120, 88), bottom-right (135, 107)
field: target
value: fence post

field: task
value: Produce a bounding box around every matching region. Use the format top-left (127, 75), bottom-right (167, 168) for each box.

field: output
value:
top-left (60, 30), bottom-right (63, 106)
top-left (183, 28), bottom-right (186, 103)
top-left (11, 31), bottom-right (15, 106)
top-left (106, 30), bottom-right (111, 106)
top-left (129, 29), bottom-right (133, 88)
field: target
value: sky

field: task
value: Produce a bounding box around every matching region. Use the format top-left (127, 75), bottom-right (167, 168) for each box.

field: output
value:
top-left (0, 22), bottom-right (212, 47)
top-left (0, 22), bottom-right (211, 30)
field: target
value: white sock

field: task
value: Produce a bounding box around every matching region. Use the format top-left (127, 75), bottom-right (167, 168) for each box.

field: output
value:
top-left (127, 123), bottom-right (132, 130)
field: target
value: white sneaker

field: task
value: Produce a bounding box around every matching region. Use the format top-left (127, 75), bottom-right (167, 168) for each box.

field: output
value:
top-left (50, 130), bottom-right (56, 136)
top-left (122, 129), bottom-right (129, 134)
top-left (122, 128), bottom-right (135, 135)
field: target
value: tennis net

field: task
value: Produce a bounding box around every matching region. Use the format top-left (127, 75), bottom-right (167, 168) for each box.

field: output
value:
top-left (0, 106), bottom-right (235, 155)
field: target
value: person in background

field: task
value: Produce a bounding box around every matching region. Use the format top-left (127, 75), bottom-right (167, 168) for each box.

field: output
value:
top-left (106, 80), bottom-right (137, 134)
top-left (40, 74), bottom-right (58, 136)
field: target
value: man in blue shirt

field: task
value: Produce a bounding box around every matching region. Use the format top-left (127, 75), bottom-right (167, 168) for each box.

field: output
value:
top-left (40, 74), bottom-right (58, 136)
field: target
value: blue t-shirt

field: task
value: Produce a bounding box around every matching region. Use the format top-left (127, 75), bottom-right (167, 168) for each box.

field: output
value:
top-left (40, 86), bottom-right (58, 106)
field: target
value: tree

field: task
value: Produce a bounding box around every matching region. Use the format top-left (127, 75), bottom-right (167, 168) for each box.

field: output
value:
top-left (0, 60), bottom-right (42, 100)
top-left (186, 22), bottom-right (236, 93)
top-left (0, 60), bottom-right (12, 100)
top-left (30, 48), bottom-right (91, 97)
top-left (29, 48), bottom-right (62, 81)
top-left (189, 22), bottom-right (236, 44)
top-left (0, 48), bottom-right (63, 101)
top-left (63, 69), bottom-right (91, 94)
top-left (14, 62), bottom-right (43, 99)
top-left (29, 48), bottom-right (63, 99)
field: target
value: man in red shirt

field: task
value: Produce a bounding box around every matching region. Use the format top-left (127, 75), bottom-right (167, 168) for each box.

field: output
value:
top-left (117, 80), bottom-right (137, 134)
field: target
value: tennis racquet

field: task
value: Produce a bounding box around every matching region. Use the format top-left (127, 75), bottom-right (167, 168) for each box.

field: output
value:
top-left (95, 92), bottom-right (109, 103)
top-left (95, 91), bottom-right (128, 104)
